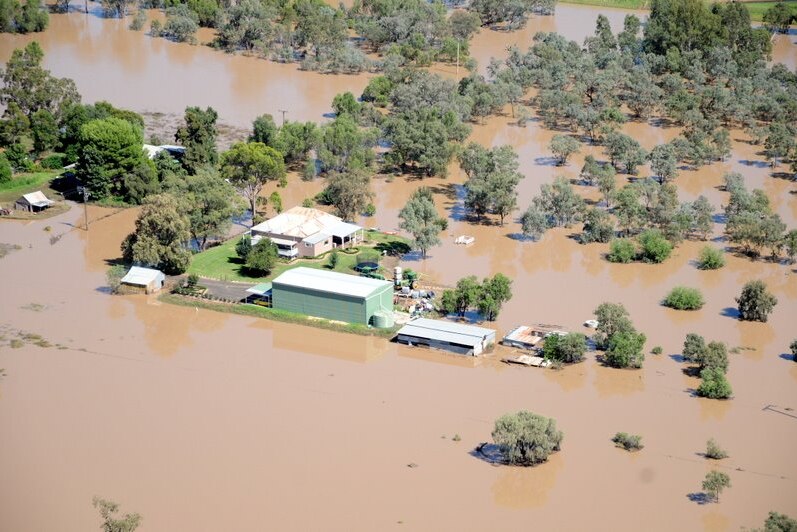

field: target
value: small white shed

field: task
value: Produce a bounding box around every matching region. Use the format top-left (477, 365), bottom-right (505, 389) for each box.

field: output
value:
top-left (120, 266), bottom-right (166, 294)
top-left (15, 191), bottom-right (54, 212)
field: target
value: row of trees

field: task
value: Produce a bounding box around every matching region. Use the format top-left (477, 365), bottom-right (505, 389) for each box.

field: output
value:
top-left (0, 0), bottom-right (47, 34)
top-left (439, 273), bottom-right (513, 321)
top-left (592, 302), bottom-right (646, 369)
top-left (681, 333), bottom-right (732, 399)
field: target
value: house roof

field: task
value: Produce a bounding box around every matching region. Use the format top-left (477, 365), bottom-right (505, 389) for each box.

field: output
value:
top-left (327, 220), bottom-right (362, 238)
top-left (272, 267), bottom-right (391, 299)
top-left (251, 207), bottom-right (360, 240)
top-left (302, 232), bottom-right (330, 245)
top-left (121, 266), bottom-right (164, 286)
top-left (397, 318), bottom-right (495, 347)
top-left (19, 191), bottom-right (54, 208)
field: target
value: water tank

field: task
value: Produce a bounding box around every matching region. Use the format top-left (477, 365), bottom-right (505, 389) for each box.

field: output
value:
top-left (394, 266), bottom-right (403, 287)
top-left (372, 311), bottom-right (395, 329)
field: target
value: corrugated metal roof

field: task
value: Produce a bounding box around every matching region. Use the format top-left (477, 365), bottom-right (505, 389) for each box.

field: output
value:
top-left (121, 266), bottom-right (164, 286)
top-left (272, 267), bottom-right (391, 298)
top-left (20, 191), bottom-right (53, 207)
top-left (246, 282), bottom-right (272, 295)
top-left (327, 221), bottom-right (362, 238)
top-left (397, 318), bottom-right (495, 347)
top-left (251, 207), bottom-right (351, 239)
top-left (302, 232), bottom-right (330, 245)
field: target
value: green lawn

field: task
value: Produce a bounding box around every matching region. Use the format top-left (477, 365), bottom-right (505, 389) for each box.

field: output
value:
top-left (188, 229), bottom-right (410, 283)
top-left (558, 0), bottom-right (796, 21)
top-left (0, 171), bottom-right (60, 203)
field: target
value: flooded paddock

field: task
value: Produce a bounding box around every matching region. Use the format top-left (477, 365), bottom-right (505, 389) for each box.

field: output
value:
top-left (1, 3), bottom-right (797, 531)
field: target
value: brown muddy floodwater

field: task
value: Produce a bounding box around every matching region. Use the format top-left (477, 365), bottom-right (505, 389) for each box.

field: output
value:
top-left (2, 4), bottom-right (797, 532)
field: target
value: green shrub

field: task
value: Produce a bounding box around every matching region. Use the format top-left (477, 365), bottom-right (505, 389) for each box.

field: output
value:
top-left (663, 286), bottom-right (704, 310)
top-left (40, 153), bottom-right (65, 169)
top-left (301, 198), bottom-right (314, 208)
top-left (651, 346), bottom-right (662, 355)
top-left (612, 432), bottom-right (643, 451)
top-left (542, 332), bottom-right (587, 363)
top-left (791, 339), bottom-right (797, 362)
top-left (697, 246), bottom-right (725, 270)
top-left (736, 280), bottom-right (777, 322)
top-left (705, 438), bottom-right (728, 460)
top-left (604, 330), bottom-right (646, 369)
top-left (638, 229), bottom-right (672, 263)
top-left (762, 512), bottom-right (797, 531)
top-left (491, 411), bottom-right (563, 466)
top-left (106, 264), bottom-right (128, 295)
top-left (697, 368), bottom-right (733, 399)
top-left (607, 238), bottom-right (636, 263)
top-left (0, 153), bottom-right (11, 183)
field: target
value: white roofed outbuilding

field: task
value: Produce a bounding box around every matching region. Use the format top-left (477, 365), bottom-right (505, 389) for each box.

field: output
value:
top-left (120, 266), bottom-right (166, 293)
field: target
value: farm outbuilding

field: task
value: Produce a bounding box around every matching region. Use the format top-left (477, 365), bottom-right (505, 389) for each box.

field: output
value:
top-left (395, 318), bottom-right (496, 356)
top-left (120, 266), bottom-right (165, 294)
top-left (271, 267), bottom-right (393, 325)
top-left (15, 191), bottom-right (54, 212)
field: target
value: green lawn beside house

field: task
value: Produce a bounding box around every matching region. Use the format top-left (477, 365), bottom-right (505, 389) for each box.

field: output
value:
top-left (558, 0), bottom-right (796, 22)
top-left (0, 171), bottom-right (60, 204)
top-left (187, 230), bottom-right (410, 283)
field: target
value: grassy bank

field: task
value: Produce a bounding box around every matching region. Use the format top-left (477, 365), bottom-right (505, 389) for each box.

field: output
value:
top-left (159, 293), bottom-right (399, 338)
top-left (0, 171), bottom-right (60, 203)
top-left (188, 230), bottom-right (410, 283)
top-left (558, 0), bottom-right (796, 21)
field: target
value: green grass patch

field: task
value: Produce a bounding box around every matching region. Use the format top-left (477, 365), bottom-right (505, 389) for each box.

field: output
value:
top-left (0, 171), bottom-right (60, 203)
top-left (743, 1), bottom-right (797, 22)
top-left (560, 0), bottom-right (650, 8)
top-left (159, 293), bottom-right (398, 338)
top-left (188, 231), bottom-right (410, 283)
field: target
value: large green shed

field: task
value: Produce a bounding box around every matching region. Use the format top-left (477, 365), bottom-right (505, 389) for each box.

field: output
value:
top-left (271, 267), bottom-right (393, 325)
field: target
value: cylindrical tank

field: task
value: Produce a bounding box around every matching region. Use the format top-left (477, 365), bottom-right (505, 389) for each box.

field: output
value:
top-left (393, 266), bottom-right (403, 287)
top-left (372, 311), bottom-right (395, 329)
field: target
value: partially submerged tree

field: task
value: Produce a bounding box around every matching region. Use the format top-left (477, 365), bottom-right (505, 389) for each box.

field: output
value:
top-left (121, 193), bottom-right (192, 274)
top-left (399, 187), bottom-right (446, 259)
top-left (93, 497), bottom-right (141, 532)
top-left (736, 280), bottom-right (778, 322)
top-left (491, 411), bottom-right (563, 466)
top-left (702, 470), bottom-right (731, 503)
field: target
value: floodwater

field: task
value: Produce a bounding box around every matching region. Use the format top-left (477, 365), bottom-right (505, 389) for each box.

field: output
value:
top-left (2, 3), bottom-right (797, 532)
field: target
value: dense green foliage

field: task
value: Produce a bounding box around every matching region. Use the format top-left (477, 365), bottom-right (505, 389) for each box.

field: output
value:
top-left (663, 286), bottom-right (704, 310)
top-left (440, 273), bottom-right (513, 321)
top-left (0, 0), bottom-right (47, 34)
top-left (604, 329), bottom-right (647, 369)
top-left (612, 432), bottom-right (643, 451)
top-left (93, 497), bottom-right (141, 532)
top-left (542, 332), bottom-right (587, 364)
top-left (245, 238), bottom-right (278, 275)
top-left (607, 238), bottom-right (636, 263)
top-left (121, 193), bottom-right (192, 274)
top-left (762, 512), bottom-right (797, 532)
top-left (220, 141), bottom-right (285, 219)
top-left (697, 368), bottom-right (733, 399)
top-left (736, 280), bottom-right (778, 322)
top-left (697, 246), bottom-right (725, 270)
top-left (491, 411), bottom-right (563, 466)
top-left (459, 143), bottom-right (523, 225)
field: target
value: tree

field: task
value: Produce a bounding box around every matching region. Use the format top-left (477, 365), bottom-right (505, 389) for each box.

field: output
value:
top-left (663, 286), bottom-right (704, 310)
top-left (0, 42), bottom-right (79, 119)
top-left (92, 497), bottom-right (141, 532)
top-left (763, 2), bottom-right (795, 33)
top-left (30, 108), bottom-right (58, 153)
top-left (121, 194), bottom-right (192, 274)
top-left (220, 142), bottom-right (285, 221)
top-left (783, 230), bottom-right (797, 264)
top-left (682, 333), bottom-right (707, 363)
top-left (580, 208), bottom-right (614, 244)
top-left (0, 152), bottom-right (11, 183)
top-left (159, 5), bottom-right (199, 43)
top-left (604, 330), bottom-right (646, 369)
top-left (702, 470), bottom-right (731, 502)
top-left (175, 106), bottom-right (218, 174)
top-left (440, 276), bottom-right (481, 317)
top-left (331, 91), bottom-right (360, 118)
top-left (649, 144), bottom-right (678, 184)
top-left (245, 238), bottom-right (278, 275)
top-left (361, 76), bottom-right (392, 107)
top-left (607, 238), bottom-right (636, 263)
top-left (638, 229), bottom-right (673, 263)
top-left (399, 187), bottom-right (446, 259)
top-left (701, 341), bottom-right (728, 373)
top-left (269, 191), bottom-right (282, 214)
top-left (478, 273), bottom-right (512, 321)
top-left (533, 177), bottom-right (585, 227)
top-left (593, 302), bottom-right (635, 349)
top-left (385, 108), bottom-right (469, 177)
top-left (697, 246), bottom-right (725, 270)
top-left (736, 280), bottom-right (777, 322)
top-left (762, 512), bottom-right (797, 531)
top-left (235, 235), bottom-right (252, 262)
top-left (705, 438), bottom-right (728, 460)
top-left (549, 134), bottom-right (580, 166)
top-left (612, 432), bottom-right (643, 451)
top-left (317, 114), bottom-right (377, 174)
top-left (459, 143), bottom-right (523, 224)
top-left (597, 167), bottom-right (617, 208)
top-left (491, 411), bottom-right (563, 466)
top-left (166, 169), bottom-right (245, 250)
top-left (250, 114), bottom-right (278, 145)
top-left (322, 169), bottom-right (373, 221)
top-left (606, 132), bottom-right (647, 174)
top-left (520, 204), bottom-right (548, 240)
top-left (697, 368), bottom-right (733, 399)
top-left (543, 332), bottom-right (587, 363)
top-left (75, 117), bottom-right (149, 201)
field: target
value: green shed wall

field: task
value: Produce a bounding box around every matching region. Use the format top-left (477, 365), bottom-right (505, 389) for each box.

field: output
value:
top-left (272, 281), bottom-right (393, 325)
